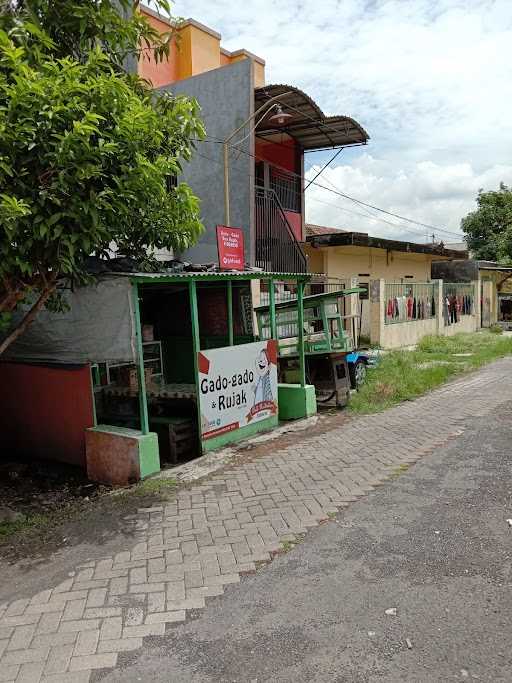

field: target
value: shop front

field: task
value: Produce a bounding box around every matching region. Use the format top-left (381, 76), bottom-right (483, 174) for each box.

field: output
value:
top-left (1, 270), bottom-right (313, 485)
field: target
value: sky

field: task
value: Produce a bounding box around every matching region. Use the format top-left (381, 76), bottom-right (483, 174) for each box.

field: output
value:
top-left (157, 0), bottom-right (512, 243)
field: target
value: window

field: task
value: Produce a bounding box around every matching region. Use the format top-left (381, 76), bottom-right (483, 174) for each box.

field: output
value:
top-left (358, 282), bottom-right (369, 300)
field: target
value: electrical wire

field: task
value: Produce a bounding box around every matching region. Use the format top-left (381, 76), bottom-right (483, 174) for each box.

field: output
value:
top-left (304, 147), bottom-right (344, 190)
top-left (190, 145), bottom-right (461, 242)
top-left (303, 158), bottom-right (438, 237)
top-left (193, 136), bottom-right (463, 239)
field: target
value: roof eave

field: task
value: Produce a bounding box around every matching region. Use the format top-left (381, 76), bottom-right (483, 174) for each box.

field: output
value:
top-left (307, 232), bottom-right (468, 259)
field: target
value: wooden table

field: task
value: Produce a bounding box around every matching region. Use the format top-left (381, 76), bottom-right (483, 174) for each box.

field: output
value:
top-left (103, 383), bottom-right (197, 401)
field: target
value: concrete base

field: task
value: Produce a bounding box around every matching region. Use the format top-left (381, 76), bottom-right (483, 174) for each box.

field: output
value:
top-left (85, 425), bottom-right (160, 486)
top-left (202, 415), bottom-right (278, 453)
top-left (278, 384), bottom-right (317, 421)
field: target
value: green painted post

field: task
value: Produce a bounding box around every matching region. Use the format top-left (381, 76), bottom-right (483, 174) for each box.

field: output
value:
top-left (269, 278), bottom-right (277, 340)
top-left (189, 280), bottom-right (203, 454)
top-left (189, 280), bottom-right (201, 353)
top-left (297, 280), bottom-right (306, 388)
top-left (320, 301), bottom-right (332, 353)
top-left (132, 283), bottom-right (149, 435)
top-left (227, 280), bottom-right (234, 346)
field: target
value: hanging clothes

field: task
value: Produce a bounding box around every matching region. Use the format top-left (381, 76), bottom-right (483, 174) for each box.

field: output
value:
top-left (443, 297), bottom-right (450, 325)
top-left (407, 296), bottom-right (413, 319)
top-left (449, 295), bottom-right (458, 323)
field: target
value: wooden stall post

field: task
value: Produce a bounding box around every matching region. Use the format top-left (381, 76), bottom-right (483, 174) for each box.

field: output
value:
top-left (131, 282), bottom-right (150, 435)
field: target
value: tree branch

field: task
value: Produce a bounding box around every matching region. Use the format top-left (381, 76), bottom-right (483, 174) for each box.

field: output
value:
top-left (0, 282), bottom-right (56, 356)
top-left (0, 289), bottom-right (25, 314)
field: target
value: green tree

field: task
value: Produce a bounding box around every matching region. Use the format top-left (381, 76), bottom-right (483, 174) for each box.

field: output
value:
top-left (0, 0), bottom-right (176, 68)
top-left (461, 183), bottom-right (512, 263)
top-left (0, 2), bottom-right (205, 355)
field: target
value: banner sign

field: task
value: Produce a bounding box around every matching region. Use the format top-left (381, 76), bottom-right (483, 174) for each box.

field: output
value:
top-left (198, 340), bottom-right (278, 440)
top-left (216, 225), bottom-right (245, 271)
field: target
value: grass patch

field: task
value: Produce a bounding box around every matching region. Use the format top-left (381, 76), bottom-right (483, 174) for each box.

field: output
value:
top-left (389, 464), bottom-right (410, 479)
top-left (350, 331), bottom-right (512, 414)
top-left (0, 513), bottom-right (51, 539)
top-left (133, 476), bottom-right (177, 498)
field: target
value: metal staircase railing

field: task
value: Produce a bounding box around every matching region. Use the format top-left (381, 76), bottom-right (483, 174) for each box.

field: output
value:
top-left (255, 185), bottom-right (307, 273)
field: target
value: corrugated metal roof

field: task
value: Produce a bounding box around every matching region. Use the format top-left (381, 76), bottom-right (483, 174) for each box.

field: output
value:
top-left (254, 84), bottom-right (369, 150)
top-left (105, 270), bottom-right (312, 282)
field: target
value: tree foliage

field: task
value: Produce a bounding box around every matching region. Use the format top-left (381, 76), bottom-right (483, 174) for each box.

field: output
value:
top-left (461, 183), bottom-right (512, 264)
top-left (0, 1), bottom-right (205, 354)
top-left (0, 0), bottom-right (176, 67)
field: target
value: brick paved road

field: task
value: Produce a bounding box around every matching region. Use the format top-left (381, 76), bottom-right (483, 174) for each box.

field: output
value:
top-left (1, 358), bottom-right (512, 682)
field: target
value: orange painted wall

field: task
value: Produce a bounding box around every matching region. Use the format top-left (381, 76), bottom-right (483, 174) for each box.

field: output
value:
top-left (139, 9), bottom-right (265, 88)
top-left (184, 24), bottom-right (221, 75)
top-left (0, 363), bottom-right (94, 468)
top-left (138, 12), bottom-right (179, 87)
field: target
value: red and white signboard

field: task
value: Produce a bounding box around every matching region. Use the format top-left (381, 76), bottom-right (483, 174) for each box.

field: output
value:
top-left (198, 340), bottom-right (278, 440)
top-left (216, 225), bottom-right (245, 271)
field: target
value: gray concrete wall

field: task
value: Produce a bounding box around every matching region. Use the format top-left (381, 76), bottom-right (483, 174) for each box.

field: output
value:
top-left (161, 60), bottom-right (254, 265)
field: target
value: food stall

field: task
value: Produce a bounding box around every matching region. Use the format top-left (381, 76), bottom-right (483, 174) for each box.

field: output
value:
top-left (1, 269), bottom-right (313, 485)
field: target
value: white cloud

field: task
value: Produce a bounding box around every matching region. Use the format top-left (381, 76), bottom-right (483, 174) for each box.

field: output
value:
top-left (305, 154), bottom-right (512, 242)
top-left (167, 0), bottom-right (512, 239)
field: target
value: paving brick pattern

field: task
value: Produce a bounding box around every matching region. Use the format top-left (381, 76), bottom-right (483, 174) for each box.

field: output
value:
top-left (2, 359), bottom-right (512, 682)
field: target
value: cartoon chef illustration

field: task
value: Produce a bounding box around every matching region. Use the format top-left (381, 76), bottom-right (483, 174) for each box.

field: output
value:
top-left (253, 348), bottom-right (274, 406)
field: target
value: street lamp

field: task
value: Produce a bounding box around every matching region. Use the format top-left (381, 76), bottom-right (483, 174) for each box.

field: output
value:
top-left (223, 92), bottom-right (293, 226)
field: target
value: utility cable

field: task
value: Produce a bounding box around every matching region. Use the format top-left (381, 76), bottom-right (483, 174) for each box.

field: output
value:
top-left (190, 146), bottom-right (461, 242)
top-left (192, 137), bottom-right (463, 239)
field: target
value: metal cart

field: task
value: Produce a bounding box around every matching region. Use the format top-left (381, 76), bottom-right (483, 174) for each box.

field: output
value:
top-left (255, 288), bottom-right (368, 408)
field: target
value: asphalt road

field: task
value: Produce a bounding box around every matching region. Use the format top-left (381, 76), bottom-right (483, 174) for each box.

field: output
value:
top-left (100, 403), bottom-right (512, 683)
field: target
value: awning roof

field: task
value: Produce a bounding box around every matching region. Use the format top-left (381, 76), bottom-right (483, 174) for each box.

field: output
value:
top-left (125, 270), bottom-right (311, 283)
top-left (477, 264), bottom-right (512, 272)
top-left (254, 84), bottom-right (369, 151)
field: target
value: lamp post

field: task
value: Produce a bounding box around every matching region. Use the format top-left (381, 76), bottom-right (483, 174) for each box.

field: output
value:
top-left (223, 92), bottom-right (293, 226)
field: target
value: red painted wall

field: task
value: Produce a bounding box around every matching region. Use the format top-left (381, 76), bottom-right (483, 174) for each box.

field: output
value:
top-left (256, 138), bottom-right (304, 241)
top-left (256, 138), bottom-right (297, 173)
top-left (0, 363), bottom-right (94, 467)
top-left (284, 210), bottom-right (303, 242)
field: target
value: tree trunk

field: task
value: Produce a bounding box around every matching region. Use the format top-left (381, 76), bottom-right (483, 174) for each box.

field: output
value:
top-left (0, 284), bottom-right (56, 356)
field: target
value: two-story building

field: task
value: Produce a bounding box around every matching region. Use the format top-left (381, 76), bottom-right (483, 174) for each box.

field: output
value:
top-left (139, 5), bottom-right (369, 272)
